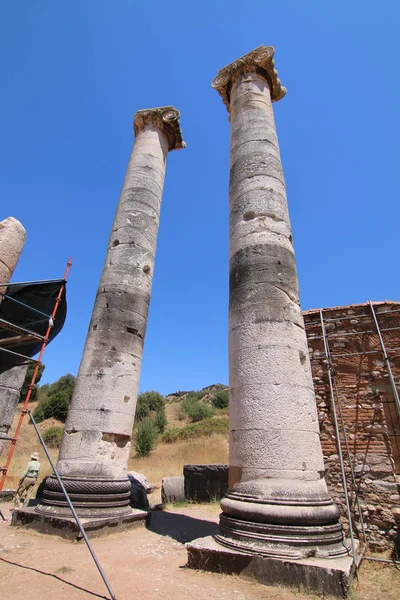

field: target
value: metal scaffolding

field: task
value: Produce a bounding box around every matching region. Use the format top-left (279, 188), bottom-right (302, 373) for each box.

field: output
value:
top-left (304, 302), bottom-right (400, 568)
top-left (0, 258), bottom-right (72, 491)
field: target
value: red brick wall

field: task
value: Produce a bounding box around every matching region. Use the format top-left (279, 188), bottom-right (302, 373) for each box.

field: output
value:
top-left (304, 302), bottom-right (400, 551)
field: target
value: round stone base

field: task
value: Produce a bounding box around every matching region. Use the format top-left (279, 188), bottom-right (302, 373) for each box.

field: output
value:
top-left (215, 514), bottom-right (349, 559)
top-left (35, 476), bottom-right (132, 518)
top-left (216, 478), bottom-right (350, 559)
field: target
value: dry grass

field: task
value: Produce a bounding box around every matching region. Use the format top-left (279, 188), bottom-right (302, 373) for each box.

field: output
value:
top-left (3, 400), bottom-right (229, 496)
top-left (2, 402), bottom-right (60, 488)
top-left (129, 432), bottom-right (229, 503)
top-left (351, 559), bottom-right (400, 600)
top-left (165, 402), bottom-right (184, 428)
top-left (2, 399), bottom-right (400, 599)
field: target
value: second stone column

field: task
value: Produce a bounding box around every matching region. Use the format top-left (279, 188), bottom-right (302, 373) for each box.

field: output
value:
top-left (212, 47), bottom-right (348, 558)
top-left (36, 107), bottom-right (185, 518)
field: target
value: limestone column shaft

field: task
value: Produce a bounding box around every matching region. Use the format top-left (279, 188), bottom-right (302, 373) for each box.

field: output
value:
top-left (37, 107), bottom-right (185, 518)
top-left (0, 217), bottom-right (27, 456)
top-left (212, 46), bottom-right (347, 558)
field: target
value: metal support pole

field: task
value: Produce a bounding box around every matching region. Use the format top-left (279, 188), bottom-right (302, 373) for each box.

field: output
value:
top-left (319, 310), bottom-right (359, 575)
top-left (369, 300), bottom-right (400, 421)
top-left (364, 556), bottom-right (400, 565)
top-left (28, 411), bottom-right (117, 600)
top-left (0, 292), bottom-right (52, 319)
top-left (331, 374), bottom-right (368, 544)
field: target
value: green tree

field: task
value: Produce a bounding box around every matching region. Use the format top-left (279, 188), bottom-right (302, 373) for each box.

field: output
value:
top-left (211, 389), bottom-right (229, 409)
top-left (135, 391), bottom-right (166, 423)
top-left (135, 417), bottom-right (157, 456)
top-left (139, 391), bottom-right (165, 412)
top-left (33, 374), bottom-right (75, 423)
top-left (19, 363), bottom-right (45, 403)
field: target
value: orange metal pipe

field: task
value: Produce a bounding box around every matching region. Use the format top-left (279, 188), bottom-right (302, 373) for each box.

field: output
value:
top-left (0, 258), bottom-right (72, 491)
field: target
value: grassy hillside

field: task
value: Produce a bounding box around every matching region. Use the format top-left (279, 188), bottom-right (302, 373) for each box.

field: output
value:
top-left (2, 385), bottom-right (230, 496)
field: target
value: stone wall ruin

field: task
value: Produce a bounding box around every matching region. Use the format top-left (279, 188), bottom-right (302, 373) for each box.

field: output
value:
top-left (305, 301), bottom-right (400, 552)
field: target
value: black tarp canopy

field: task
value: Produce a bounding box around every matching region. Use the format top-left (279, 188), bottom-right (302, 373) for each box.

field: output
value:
top-left (0, 280), bottom-right (67, 369)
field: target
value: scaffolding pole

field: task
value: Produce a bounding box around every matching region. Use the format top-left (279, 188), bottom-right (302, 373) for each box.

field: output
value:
top-left (28, 411), bottom-right (117, 600)
top-left (319, 310), bottom-right (359, 575)
top-left (369, 300), bottom-right (400, 422)
top-left (0, 258), bottom-right (72, 491)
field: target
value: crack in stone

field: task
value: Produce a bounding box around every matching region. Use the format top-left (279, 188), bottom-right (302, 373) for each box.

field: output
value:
top-left (272, 284), bottom-right (299, 305)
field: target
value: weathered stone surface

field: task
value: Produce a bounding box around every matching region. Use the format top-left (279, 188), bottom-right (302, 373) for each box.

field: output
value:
top-left (184, 464), bottom-right (229, 502)
top-left (12, 506), bottom-right (150, 540)
top-left (0, 216), bottom-right (27, 457)
top-left (304, 301), bottom-right (400, 552)
top-left (186, 536), bottom-right (354, 598)
top-left (162, 476), bottom-right (184, 504)
top-left (0, 216), bottom-right (26, 285)
top-left (128, 471), bottom-right (153, 509)
top-left (0, 365), bottom-right (27, 455)
top-left (208, 47), bottom-right (345, 560)
top-left (0, 489), bottom-right (15, 501)
top-left (33, 108), bottom-right (185, 520)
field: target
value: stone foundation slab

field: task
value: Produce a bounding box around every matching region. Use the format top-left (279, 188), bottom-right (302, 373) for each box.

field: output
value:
top-left (11, 506), bottom-right (150, 540)
top-left (186, 536), bottom-right (354, 598)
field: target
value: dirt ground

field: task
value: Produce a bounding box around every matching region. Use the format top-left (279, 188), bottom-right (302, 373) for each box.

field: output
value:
top-left (1, 502), bottom-right (399, 600)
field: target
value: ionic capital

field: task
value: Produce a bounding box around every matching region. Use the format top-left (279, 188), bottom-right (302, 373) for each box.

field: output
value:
top-left (133, 106), bottom-right (186, 151)
top-left (212, 45), bottom-right (286, 112)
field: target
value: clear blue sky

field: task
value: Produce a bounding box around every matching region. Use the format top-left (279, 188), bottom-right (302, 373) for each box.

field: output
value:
top-left (1, 1), bottom-right (399, 393)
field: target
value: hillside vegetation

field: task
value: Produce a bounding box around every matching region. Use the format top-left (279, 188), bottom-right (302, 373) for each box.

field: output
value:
top-left (3, 380), bottom-right (230, 493)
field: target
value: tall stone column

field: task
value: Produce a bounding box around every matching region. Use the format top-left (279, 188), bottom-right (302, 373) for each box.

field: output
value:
top-left (212, 47), bottom-right (347, 558)
top-left (37, 107), bottom-right (185, 518)
top-left (0, 217), bottom-right (27, 456)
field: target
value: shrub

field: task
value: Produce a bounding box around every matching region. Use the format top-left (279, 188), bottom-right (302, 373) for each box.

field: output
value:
top-left (135, 391), bottom-right (165, 422)
top-left (135, 396), bottom-right (150, 421)
top-left (135, 417), bottom-right (157, 456)
top-left (179, 396), bottom-right (214, 422)
top-left (154, 407), bottom-right (167, 433)
top-left (162, 416), bottom-right (229, 443)
top-left (33, 374), bottom-right (75, 423)
top-left (211, 389), bottom-right (229, 409)
top-left (42, 426), bottom-right (64, 448)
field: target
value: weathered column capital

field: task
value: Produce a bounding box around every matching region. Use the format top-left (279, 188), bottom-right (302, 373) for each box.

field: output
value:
top-left (133, 106), bottom-right (186, 151)
top-left (211, 45), bottom-right (286, 112)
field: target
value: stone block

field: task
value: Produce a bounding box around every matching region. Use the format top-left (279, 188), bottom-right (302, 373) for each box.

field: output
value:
top-left (127, 472), bottom-right (150, 509)
top-left (186, 536), bottom-right (354, 598)
top-left (184, 464), bottom-right (229, 502)
top-left (161, 476), bottom-right (184, 504)
top-left (11, 506), bottom-right (150, 540)
top-left (0, 489), bottom-right (15, 502)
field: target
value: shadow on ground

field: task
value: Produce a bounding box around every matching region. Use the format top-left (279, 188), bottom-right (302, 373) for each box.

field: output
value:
top-left (148, 510), bottom-right (218, 543)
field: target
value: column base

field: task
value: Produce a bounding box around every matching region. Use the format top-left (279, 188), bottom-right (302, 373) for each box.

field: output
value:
top-left (218, 477), bottom-right (350, 559)
top-left (35, 475), bottom-right (132, 518)
top-left (186, 536), bottom-right (355, 598)
top-left (12, 505), bottom-right (150, 540)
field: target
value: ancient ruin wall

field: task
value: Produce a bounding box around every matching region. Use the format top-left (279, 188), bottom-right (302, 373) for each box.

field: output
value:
top-left (304, 302), bottom-right (400, 551)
